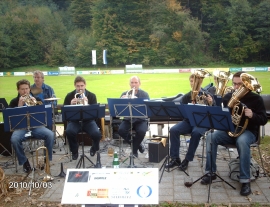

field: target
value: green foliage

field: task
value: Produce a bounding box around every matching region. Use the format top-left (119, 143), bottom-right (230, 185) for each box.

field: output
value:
top-left (1, 0), bottom-right (270, 69)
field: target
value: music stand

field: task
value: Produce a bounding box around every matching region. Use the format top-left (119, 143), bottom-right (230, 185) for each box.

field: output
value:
top-left (61, 104), bottom-right (105, 169)
top-left (184, 104), bottom-right (236, 203)
top-left (2, 105), bottom-right (52, 195)
top-left (144, 101), bottom-right (189, 183)
top-left (0, 98), bottom-right (8, 112)
top-left (107, 98), bottom-right (148, 168)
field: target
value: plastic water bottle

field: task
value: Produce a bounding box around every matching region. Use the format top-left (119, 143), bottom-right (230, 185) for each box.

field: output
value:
top-left (112, 151), bottom-right (119, 168)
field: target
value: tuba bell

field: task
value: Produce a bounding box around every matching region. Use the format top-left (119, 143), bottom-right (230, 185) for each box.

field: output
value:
top-left (36, 146), bottom-right (53, 182)
top-left (227, 73), bottom-right (261, 137)
top-left (191, 69), bottom-right (211, 105)
top-left (213, 70), bottom-right (233, 97)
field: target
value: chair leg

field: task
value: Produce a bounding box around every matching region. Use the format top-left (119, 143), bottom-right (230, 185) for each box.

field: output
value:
top-left (201, 135), bottom-right (205, 167)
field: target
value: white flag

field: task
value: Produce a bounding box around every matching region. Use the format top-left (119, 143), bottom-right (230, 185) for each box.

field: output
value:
top-left (103, 50), bottom-right (107, 64)
top-left (92, 50), bottom-right (96, 65)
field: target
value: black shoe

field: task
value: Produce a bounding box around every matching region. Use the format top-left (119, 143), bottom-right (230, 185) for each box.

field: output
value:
top-left (133, 153), bottom-right (138, 158)
top-left (240, 183), bottom-right (251, 196)
top-left (165, 158), bottom-right (181, 168)
top-left (23, 159), bottom-right (32, 173)
top-left (138, 143), bottom-right (145, 153)
top-left (72, 152), bottom-right (79, 160)
top-left (90, 146), bottom-right (97, 156)
top-left (179, 159), bottom-right (189, 171)
top-left (200, 173), bottom-right (217, 185)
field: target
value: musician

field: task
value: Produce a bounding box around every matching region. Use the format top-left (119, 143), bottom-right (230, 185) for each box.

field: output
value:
top-left (201, 71), bottom-right (267, 196)
top-left (118, 76), bottom-right (150, 157)
top-left (63, 76), bottom-right (101, 160)
top-left (31, 70), bottom-right (57, 106)
top-left (166, 74), bottom-right (215, 170)
top-left (9, 79), bottom-right (54, 173)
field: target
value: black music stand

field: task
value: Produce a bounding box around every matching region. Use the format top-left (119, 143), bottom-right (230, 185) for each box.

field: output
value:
top-left (184, 104), bottom-right (236, 203)
top-left (107, 98), bottom-right (148, 168)
top-left (0, 98), bottom-right (8, 112)
top-left (144, 101), bottom-right (189, 183)
top-left (61, 104), bottom-right (105, 169)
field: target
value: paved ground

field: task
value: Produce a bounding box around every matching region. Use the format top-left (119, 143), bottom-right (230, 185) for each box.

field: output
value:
top-left (1, 123), bottom-right (270, 205)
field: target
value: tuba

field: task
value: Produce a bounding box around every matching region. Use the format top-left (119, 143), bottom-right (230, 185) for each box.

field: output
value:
top-left (75, 90), bottom-right (87, 105)
top-left (227, 73), bottom-right (261, 137)
top-left (191, 69), bottom-right (211, 105)
top-left (213, 70), bottom-right (233, 97)
top-left (126, 87), bottom-right (136, 98)
top-left (36, 146), bottom-right (53, 182)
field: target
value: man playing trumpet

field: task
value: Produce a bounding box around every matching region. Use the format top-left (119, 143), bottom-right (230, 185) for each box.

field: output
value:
top-left (118, 76), bottom-right (150, 157)
top-left (63, 76), bottom-right (101, 160)
top-left (9, 79), bottom-right (54, 173)
top-left (201, 71), bottom-right (267, 196)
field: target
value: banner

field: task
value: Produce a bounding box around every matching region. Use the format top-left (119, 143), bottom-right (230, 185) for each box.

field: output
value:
top-left (103, 49), bottom-right (107, 64)
top-left (92, 50), bottom-right (96, 65)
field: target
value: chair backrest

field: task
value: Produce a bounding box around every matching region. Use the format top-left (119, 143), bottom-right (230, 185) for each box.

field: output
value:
top-left (261, 94), bottom-right (270, 119)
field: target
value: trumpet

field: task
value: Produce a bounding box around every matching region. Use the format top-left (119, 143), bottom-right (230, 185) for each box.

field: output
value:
top-left (126, 87), bottom-right (136, 98)
top-left (36, 146), bottom-right (53, 182)
top-left (74, 89), bottom-right (88, 105)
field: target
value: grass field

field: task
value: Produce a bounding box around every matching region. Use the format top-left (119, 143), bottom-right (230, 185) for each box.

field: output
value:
top-left (0, 71), bottom-right (270, 122)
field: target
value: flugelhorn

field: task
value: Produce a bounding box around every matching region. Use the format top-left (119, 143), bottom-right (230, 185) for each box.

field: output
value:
top-left (126, 87), bottom-right (136, 98)
top-left (22, 94), bottom-right (42, 106)
top-left (36, 146), bottom-right (53, 182)
top-left (74, 89), bottom-right (87, 105)
top-left (227, 73), bottom-right (261, 137)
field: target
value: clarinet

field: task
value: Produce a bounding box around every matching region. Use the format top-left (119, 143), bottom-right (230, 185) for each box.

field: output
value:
top-left (95, 151), bottom-right (102, 168)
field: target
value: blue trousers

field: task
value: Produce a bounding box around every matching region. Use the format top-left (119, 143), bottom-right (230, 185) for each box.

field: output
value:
top-left (118, 119), bottom-right (148, 154)
top-left (205, 130), bottom-right (256, 183)
top-left (11, 127), bottom-right (54, 165)
top-left (169, 119), bottom-right (208, 161)
top-left (66, 120), bottom-right (101, 154)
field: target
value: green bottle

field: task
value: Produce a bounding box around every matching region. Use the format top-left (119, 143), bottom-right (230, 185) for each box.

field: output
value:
top-left (112, 151), bottom-right (119, 168)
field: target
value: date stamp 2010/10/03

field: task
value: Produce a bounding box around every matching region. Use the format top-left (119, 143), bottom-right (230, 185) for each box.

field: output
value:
top-left (9, 181), bottom-right (53, 189)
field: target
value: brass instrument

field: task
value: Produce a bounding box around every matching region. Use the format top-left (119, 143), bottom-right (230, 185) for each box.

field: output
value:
top-left (191, 69), bottom-right (211, 105)
top-left (126, 87), bottom-right (136, 98)
top-left (227, 73), bottom-right (261, 137)
top-left (36, 146), bottom-right (53, 182)
top-left (75, 89), bottom-right (87, 105)
top-left (22, 94), bottom-right (42, 106)
top-left (213, 70), bottom-right (233, 97)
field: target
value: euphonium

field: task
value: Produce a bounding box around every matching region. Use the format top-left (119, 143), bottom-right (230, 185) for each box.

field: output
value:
top-left (227, 73), bottom-right (261, 137)
top-left (36, 146), bottom-right (53, 182)
top-left (213, 70), bottom-right (233, 97)
top-left (191, 69), bottom-right (211, 105)
top-left (126, 87), bottom-right (136, 98)
top-left (75, 89), bottom-right (87, 105)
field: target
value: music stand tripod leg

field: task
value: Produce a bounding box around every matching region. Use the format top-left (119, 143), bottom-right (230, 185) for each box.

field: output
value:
top-left (76, 122), bottom-right (94, 169)
top-left (128, 131), bottom-right (136, 168)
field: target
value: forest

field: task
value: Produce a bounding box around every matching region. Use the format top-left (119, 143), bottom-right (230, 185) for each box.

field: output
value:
top-left (0, 0), bottom-right (270, 69)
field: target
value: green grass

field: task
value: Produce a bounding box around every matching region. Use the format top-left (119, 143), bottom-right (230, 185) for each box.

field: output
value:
top-left (1, 71), bottom-right (270, 122)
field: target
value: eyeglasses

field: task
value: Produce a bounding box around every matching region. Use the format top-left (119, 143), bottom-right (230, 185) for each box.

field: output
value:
top-left (232, 82), bottom-right (242, 86)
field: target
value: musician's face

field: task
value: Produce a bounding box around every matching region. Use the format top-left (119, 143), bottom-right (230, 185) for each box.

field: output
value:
top-left (129, 77), bottom-right (140, 90)
top-left (75, 81), bottom-right (86, 92)
top-left (232, 77), bottom-right (243, 90)
top-left (33, 74), bottom-right (44, 86)
top-left (18, 84), bottom-right (30, 96)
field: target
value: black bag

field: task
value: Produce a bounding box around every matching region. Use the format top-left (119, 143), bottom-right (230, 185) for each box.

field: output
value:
top-left (228, 157), bottom-right (260, 181)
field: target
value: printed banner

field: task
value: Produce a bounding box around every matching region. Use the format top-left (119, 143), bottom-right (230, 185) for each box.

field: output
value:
top-left (92, 50), bottom-right (97, 65)
top-left (103, 50), bottom-right (107, 64)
